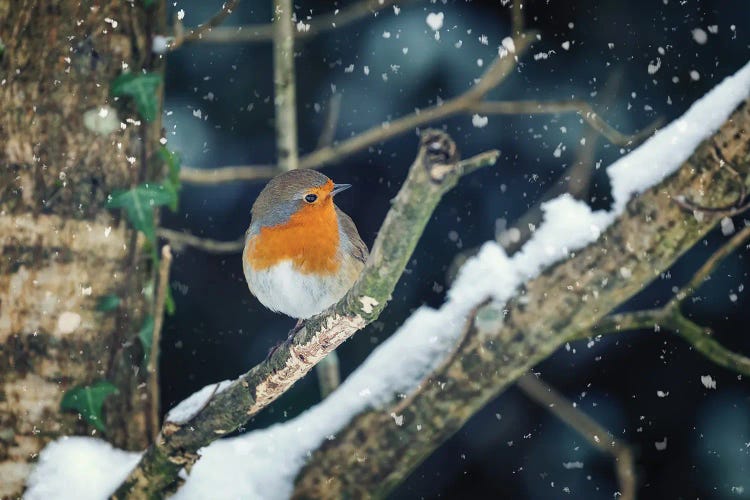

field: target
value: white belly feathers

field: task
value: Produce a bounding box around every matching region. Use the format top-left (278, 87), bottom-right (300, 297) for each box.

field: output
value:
top-left (243, 260), bottom-right (346, 319)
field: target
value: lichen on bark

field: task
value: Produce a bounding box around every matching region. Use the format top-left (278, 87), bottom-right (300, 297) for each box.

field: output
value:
top-left (0, 1), bottom-right (165, 496)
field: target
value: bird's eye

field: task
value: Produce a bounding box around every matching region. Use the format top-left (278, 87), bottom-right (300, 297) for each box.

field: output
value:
top-left (304, 193), bottom-right (318, 203)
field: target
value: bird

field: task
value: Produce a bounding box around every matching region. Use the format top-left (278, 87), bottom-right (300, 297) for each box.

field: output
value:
top-left (242, 169), bottom-right (369, 323)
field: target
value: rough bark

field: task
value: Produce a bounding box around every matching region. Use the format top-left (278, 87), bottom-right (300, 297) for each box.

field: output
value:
top-left (0, 1), bottom-right (163, 496)
top-left (291, 99), bottom-right (750, 497)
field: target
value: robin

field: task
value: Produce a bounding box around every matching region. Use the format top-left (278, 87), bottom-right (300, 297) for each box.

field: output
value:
top-left (243, 170), bottom-right (369, 323)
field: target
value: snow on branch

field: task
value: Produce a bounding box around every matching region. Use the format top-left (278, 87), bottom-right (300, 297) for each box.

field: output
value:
top-left (25, 63), bottom-right (750, 500)
top-left (291, 62), bottom-right (750, 497)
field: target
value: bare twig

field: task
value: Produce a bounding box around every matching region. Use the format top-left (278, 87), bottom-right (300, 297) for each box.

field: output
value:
top-left (113, 136), bottom-right (499, 499)
top-left (180, 31), bottom-right (534, 185)
top-left (672, 224), bottom-right (750, 306)
top-left (315, 351), bottom-right (341, 399)
top-left (147, 245), bottom-right (173, 441)
top-left (273, 0), bottom-right (298, 171)
top-left (157, 228), bottom-right (244, 254)
top-left (180, 164), bottom-right (277, 184)
top-left (474, 99), bottom-right (659, 147)
top-left (188, 0), bottom-right (403, 45)
top-left (511, 0), bottom-right (524, 36)
top-left (517, 373), bottom-right (636, 500)
top-left (590, 224), bottom-right (750, 377)
top-left (170, 0), bottom-right (241, 50)
top-left (179, 39), bottom-right (655, 185)
top-left (459, 150), bottom-right (502, 176)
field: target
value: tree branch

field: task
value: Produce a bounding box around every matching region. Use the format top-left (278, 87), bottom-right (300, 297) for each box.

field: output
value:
top-left (157, 228), bottom-right (244, 254)
top-left (179, 164), bottom-right (277, 184)
top-left (170, 0), bottom-right (241, 50)
top-left (517, 373), bottom-right (636, 500)
top-left (178, 30), bottom-right (535, 185)
top-left (291, 97), bottom-right (750, 497)
top-left (590, 224), bottom-right (750, 377)
top-left (185, 0), bottom-right (403, 45)
top-left (273, 0), bottom-right (298, 171)
top-left (474, 99), bottom-right (660, 147)
top-left (147, 246), bottom-right (172, 441)
top-left (511, 0), bottom-right (524, 36)
top-left (112, 134), bottom-right (499, 498)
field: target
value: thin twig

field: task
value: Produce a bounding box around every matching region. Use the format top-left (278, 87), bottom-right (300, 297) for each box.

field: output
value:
top-left (180, 164), bottom-right (277, 184)
top-left (157, 228), bottom-right (245, 254)
top-left (180, 31), bottom-right (535, 185)
top-left (666, 311), bottom-right (750, 376)
top-left (273, 0), bottom-right (298, 171)
top-left (517, 373), bottom-right (636, 500)
top-left (187, 0), bottom-right (403, 45)
top-left (671, 224), bottom-right (750, 307)
top-left (474, 100), bottom-right (660, 147)
top-left (179, 79), bottom-right (657, 185)
top-left (148, 245), bottom-right (173, 441)
top-left (170, 0), bottom-right (241, 50)
top-left (511, 0), bottom-right (524, 36)
top-left (588, 224), bottom-right (750, 377)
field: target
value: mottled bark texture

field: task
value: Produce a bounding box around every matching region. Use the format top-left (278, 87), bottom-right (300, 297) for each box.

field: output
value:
top-left (292, 100), bottom-right (750, 498)
top-left (113, 132), bottom-right (497, 499)
top-left (0, 1), bottom-right (163, 497)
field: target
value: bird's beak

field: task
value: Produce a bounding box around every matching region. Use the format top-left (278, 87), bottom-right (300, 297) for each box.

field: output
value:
top-left (331, 183), bottom-right (352, 196)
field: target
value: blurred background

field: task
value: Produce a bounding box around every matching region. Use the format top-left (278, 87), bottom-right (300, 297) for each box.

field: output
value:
top-left (158, 0), bottom-right (750, 498)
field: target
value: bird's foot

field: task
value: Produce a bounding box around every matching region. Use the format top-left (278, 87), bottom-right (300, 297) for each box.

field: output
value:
top-left (266, 319), bottom-right (306, 360)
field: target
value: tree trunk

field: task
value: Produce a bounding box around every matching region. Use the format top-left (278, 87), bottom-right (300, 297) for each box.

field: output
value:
top-left (0, 1), bottom-right (163, 496)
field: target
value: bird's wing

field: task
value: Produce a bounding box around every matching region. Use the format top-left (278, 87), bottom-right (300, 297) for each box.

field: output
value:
top-left (336, 207), bottom-right (369, 264)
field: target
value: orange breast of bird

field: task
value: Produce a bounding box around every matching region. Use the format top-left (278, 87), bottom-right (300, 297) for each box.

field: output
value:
top-left (245, 197), bottom-right (341, 275)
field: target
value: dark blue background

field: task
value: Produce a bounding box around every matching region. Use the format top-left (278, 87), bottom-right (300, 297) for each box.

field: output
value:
top-left (159, 1), bottom-right (750, 498)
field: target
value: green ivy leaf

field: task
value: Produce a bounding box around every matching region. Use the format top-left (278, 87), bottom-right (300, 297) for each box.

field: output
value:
top-left (106, 183), bottom-right (175, 242)
top-left (142, 0), bottom-right (156, 6)
top-left (158, 147), bottom-right (182, 212)
top-left (111, 72), bottom-right (162, 122)
top-left (96, 294), bottom-right (121, 312)
top-left (60, 381), bottom-right (118, 432)
top-left (138, 315), bottom-right (155, 364)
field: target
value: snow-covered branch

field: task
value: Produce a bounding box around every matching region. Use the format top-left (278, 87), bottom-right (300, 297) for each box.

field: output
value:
top-left (290, 69), bottom-right (750, 498)
top-left (25, 63), bottom-right (750, 500)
